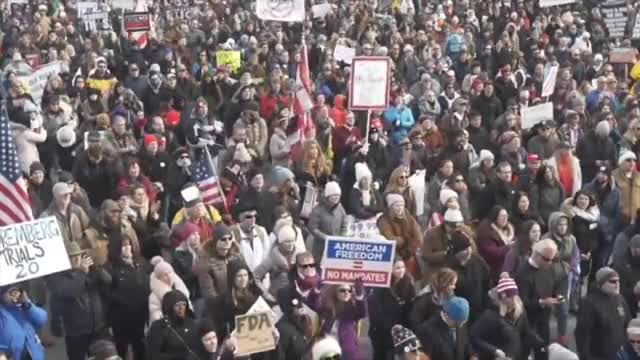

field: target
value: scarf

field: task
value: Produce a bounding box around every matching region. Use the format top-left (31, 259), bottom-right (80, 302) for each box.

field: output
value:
top-left (491, 222), bottom-right (515, 245)
top-left (567, 205), bottom-right (600, 222)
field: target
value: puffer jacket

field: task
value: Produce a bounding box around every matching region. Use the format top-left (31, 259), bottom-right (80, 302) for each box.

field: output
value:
top-left (148, 269), bottom-right (191, 322)
top-left (40, 202), bottom-right (91, 246)
top-left (307, 199), bottom-right (347, 260)
top-left (543, 212), bottom-right (580, 294)
top-left (10, 122), bottom-right (47, 174)
top-left (0, 301), bottom-right (47, 360)
top-left (253, 246), bottom-right (296, 297)
top-left (196, 239), bottom-right (243, 300)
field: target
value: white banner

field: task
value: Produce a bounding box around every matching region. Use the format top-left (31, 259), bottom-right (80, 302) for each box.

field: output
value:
top-left (334, 45), bottom-right (356, 64)
top-left (346, 216), bottom-right (381, 239)
top-left (0, 217), bottom-right (70, 286)
top-left (17, 61), bottom-right (64, 105)
top-left (256, 0), bottom-right (305, 22)
top-left (521, 102), bottom-right (554, 130)
top-left (541, 64), bottom-right (559, 97)
top-left (539, 0), bottom-right (575, 7)
top-left (349, 57), bottom-right (391, 110)
top-left (110, 0), bottom-right (136, 10)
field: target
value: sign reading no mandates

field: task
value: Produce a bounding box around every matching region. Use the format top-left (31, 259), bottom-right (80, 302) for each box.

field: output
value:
top-left (0, 217), bottom-right (70, 286)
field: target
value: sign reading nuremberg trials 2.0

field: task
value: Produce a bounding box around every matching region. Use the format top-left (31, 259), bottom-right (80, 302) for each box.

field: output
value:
top-left (321, 237), bottom-right (396, 288)
top-left (0, 217), bottom-right (70, 286)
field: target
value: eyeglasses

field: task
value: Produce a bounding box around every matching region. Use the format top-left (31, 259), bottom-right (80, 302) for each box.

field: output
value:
top-left (320, 354), bottom-right (341, 360)
top-left (629, 339), bottom-right (640, 344)
top-left (399, 175), bottom-right (408, 180)
top-left (298, 263), bottom-right (316, 269)
top-left (338, 288), bottom-right (352, 294)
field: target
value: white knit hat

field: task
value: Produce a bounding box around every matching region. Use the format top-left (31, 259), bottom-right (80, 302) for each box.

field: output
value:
top-left (619, 150), bottom-right (637, 165)
top-left (385, 193), bottom-right (405, 208)
top-left (311, 337), bottom-right (342, 360)
top-left (479, 149), bottom-right (494, 162)
top-left (439, 188), bottom-right (458, 206)
top-left (628, 317), bottom-right (640, 336)
top-left (276, 225), bottom-right (297, 243)
top-left (444, 209), bottom-right (464, 223)
top-left (324, 181), bottom-right (341, 198)
top-left (151, 256), bottom-right (174, 277)
top-left (355, 162), bottom-right (372, 185)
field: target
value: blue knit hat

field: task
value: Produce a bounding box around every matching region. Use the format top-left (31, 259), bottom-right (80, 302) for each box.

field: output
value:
top-left (443, 296), bottom-right (470, 323)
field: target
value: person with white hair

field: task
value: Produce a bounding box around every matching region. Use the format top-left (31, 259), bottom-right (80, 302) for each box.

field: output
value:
top-left (617, 318), bottom-right (640, 359)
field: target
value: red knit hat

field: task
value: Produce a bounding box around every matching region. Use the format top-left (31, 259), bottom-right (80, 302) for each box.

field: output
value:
top-left (172, 222), bottom-right (200, 246)
top-left (144, 134), bottom-right (158, 147)
top-left (165, 109), bottom-right (181, 128)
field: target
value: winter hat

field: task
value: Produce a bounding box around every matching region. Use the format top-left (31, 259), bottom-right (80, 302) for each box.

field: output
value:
top-left (277, 225), bottom-right (297, 243)
top-left (628, 318), bottom-right (640, 336)
top-left (385, 193), bottom-right (405, 208)
top-left (391, 324), bottom-right (421, 354)
top-left (439, 188), bottom-right (458, 206)
top-left (144, 134), bottom-right (158, 147)
top-left (595, 120), bottom-right (611, 137)
top-left (88, 339), bottom-right (119, 360)
top-left (165, 109), bottom-right (181, 127)
top-left (442, 296), bottom-right (470, 323)
top-left (233, 143), bottom-right (252, 163)
top-left (619, 150), bottom-right (637, 165)
top-left (630, 234), bottom-right (640, 250)
top-left (149, 63), bottom-right (161, 74)
top-left (311, 336), bottom-right (342, 360)
top-left (29, 161), bottom-right (45, 176)
top-left (354, 162), bottom-right (372, 185)
top-left (496, 274), bottom-right (519, 298)
top-left (478, 149), bottom-right (494, 163)
top-left (527, 154), bottom-right (541, 163)
top-left (214, 223), bottom-right (232, 241)
top-left (499, 131), bottom-right (519, 146)
top-left (56, 125), bottom-right (76, 148)
top-left (548, 343), bottom-right (579, 360)
top-left (151, 256), bottom-right (174, 277)
top-left (444, 208), bottom-right (464, 223)
top-left (172, 222), bottom-right (200, 246)
top-left (52, 182), bottom-right (73, 197)
top-left (324, 181), bottom-right (341, 198)
top-left (449, 231), bottom-right (471, 255)
top-left (595, 267), bottom-right (618, 287)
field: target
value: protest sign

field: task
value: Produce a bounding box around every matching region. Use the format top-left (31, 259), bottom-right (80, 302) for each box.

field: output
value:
top-left (0, 217), bottom-right (70, 286)
top-left (110, 0), bottom-right (136, 10)
top-left (409, 170), bottom-right (426, 216)
top-left (346, 216), bottom-right (381, 239)
top-left (541, 64), bottom-right (559, 97)
top-left (334, 45), bottom-right (356, 64)
top-left (312, 3), bottom-right (333, 18)
top-left (124, 12), bottom-right (151, 32)
top-left (216, 51), bottom-right (242, 73)
top-left (256, 0), bottom-right (305, 22)
top-left (17, 61), bottom-right (64, 105)
top-left (322, 237), bottom-right (396, 287)
top-left (599, 0), bottom-right (640, 39)
top-left (235, 311), bottom-right (276, 356)
top-left (349, 57), bottom-right (391, 110)
top-left (539, 0), bottom-right (575, 7)
top-left (609, 48), bottom-right (637, 63)
top-left (77, 1), bottom-right (110, 32)
top-left (521, 102), bottom-right (553, 130)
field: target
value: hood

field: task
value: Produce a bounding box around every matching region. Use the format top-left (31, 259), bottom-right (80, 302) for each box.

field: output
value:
top-left (547, 211), bottom-right (569, 237)
top-left (161, 289), bottom-right (192, 319)
top-left (334, 95), bottom-right (346, 110)
top-left (226, 259), bottom-right (254, 289)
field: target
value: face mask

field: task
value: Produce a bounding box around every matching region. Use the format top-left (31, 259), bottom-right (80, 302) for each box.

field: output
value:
top-left (177, 158), bottom-right (191, 168)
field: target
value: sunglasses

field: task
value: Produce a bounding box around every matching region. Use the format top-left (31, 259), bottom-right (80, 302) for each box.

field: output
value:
top-left (338, 288), bottom-right (352, 294)
top-left (298, 263), bottom-right (316, 269)
top-left (219, 236), bottom-right (232, 242)
top-left (455, 178), bottom-right (464, 182)
top-left (630, 339), bottom-right (640, 344)
top-left (539, 254), bottom-right (554, 262)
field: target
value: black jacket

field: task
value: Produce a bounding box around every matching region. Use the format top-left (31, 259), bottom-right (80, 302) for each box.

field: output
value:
top-left (576, 130), bottom-right (617, 182)
top-left (575, 288), bottom-right (631, 360)
top-left (614, 252), bottom-right (640, 316)
top-left (448, 254), bottom-right (492, 323)
top-left (417, 314), bottom-right (473, 360)
top-left (146, 290), bottom-right (199, 360)
top-left (514, 261), bottom-right (560, 321)
top-left (408, 292), bottom-right (441, 332)
top-left (72, 153), bottom-right (122, 208)
top-left (368, 276), bottom-right (416, 350)
top-left (48, 268), bottom-right (110, 337)
top-left (470, 307), bottom-right (543, 360)
top-left (275, 316), bottom-right (311, 360)
top-left (348, 187), bottom-right (384, 220)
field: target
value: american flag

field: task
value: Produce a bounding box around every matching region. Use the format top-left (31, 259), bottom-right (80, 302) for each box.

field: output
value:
top-left (294, 41), bottom-right (314, 140)
top-left (0, 103), bottom-right (33, 225)
top-left (191, 151), bottom-right (223, 206)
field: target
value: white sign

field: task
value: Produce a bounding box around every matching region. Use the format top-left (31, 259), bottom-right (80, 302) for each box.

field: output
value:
top-left (110, 0), bottom-right (136, 10)
top-left (539, 0), bottom-right (575, 7)
top-left (321, 236), bottom-right (396, 288)
top-left (256, 0), bottom-right (305, 22)
top-left (17, 61), bottom-right (63, 105)
top-left (312, 3), bottom-right (333, 18)
top-left (334, 45), bottom-right (356, 64)
top-left (0, 217), bottom-right (70, 286)
top-left (541, 64), bottom-right (559, 97)
top-left (521, 102), bottom-right (554, 129)
top-left (409, 170), bottom-right (426, 216)
top-left (346, 216), bottom-right (381, 239)
top-left (349, 57), bottom-right (391, 110)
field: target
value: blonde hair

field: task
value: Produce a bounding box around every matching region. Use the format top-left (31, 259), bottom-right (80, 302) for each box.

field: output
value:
top-left (430, 268), bottom-right (457, 294)
top-left (499, 294), bottom-right (524, 320)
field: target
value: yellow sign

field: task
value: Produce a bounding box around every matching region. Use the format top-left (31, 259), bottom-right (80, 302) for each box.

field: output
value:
top-left (216, 51), bottom-right (242, 73)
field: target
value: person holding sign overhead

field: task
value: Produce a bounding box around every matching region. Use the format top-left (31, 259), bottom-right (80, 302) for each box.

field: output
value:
top-left (0, 283), bottom-right (47, 360)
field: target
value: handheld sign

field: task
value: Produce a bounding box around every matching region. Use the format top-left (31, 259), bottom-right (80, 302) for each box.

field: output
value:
top-left (521, 102), bottom-right (553, 130)
top-left (349, 56), bottom-right (391, 110)
top-left (0, 217), bottom-right (70, 286)
top-left (124, 12), bottom-right (151, 32)
top-left (235, 311), bottom-right (276, 356)
top-left (321, 236), bottom-right (396, 288)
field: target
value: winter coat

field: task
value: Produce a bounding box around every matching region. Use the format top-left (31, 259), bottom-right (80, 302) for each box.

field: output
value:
top-left (104, 257), bottom-right (151, 329)
top-left (84, 217), bottom-right (140, 267)
top-left (576, 131), bottom-right (617, 182)
top-left (530, 181), bottom-right (565, 223)
top-left (117, 174), bottom-right (158, 203)
top-left (384, 105), bottom-right (415, 144)
top-left (476, 220), bottom-right (514, 281)
top-left (196, 239), bottom-right (243, 300)
top-left (243, 117), bottom-right (269, 159)
top-left (48, 268), bottom-right (110, 337)
top-left (368, 276), bottom-right (416, 353)
top-left (583, 178), bottom-right (623, 244)
top-left (172, 249), bottom-right (200, 300)
top-left (421, 224), bottom-right (476, 280)
top-left (481, 179), bottom-right (517, 218)
top-left (575, 288), bottom-right (631, 360)
top-left (514, 260), bottom-right (560, 323)
top-left (275, 315), bottom-right (311, 360)
top-left (40, 202), bottom-right (91, 247)
top-left (562, 200), bottom-right (600, 257)
top-left (348, 187), bottom-right (384, 220)
top-left (470, 306), bottom-right (542, 360)
top-left (319, 298), bottom-right (368, 360)
top-left (149, 269), bottom-right (191, 322)
top-left (472, 94), bottom-right (503, 129)
top-left (544, 212), bottom-right (580, 290)
top-left (308, 200), bottom-right (347, 260)
top-left (546, 155), bottom-right (582, 196)
top-left (146, 290), bottom-right (199, 360)
top-left (614, 250), bottom-right (640, 316)
top-left (417, 314), bottom-right (473, 360)
top-left (72, 152), bottom-right (122, 208)
top-left (28, 179), bottom-right (52, 217)
top-left (270, 128), bottom-right (290, 168)
top-left (613, 167), bottom-right (640, 224)
top-left (0, 302), bottom-right (47, 360)
top-left (254, 246), bottom-right (296, 298)
top-left (448, 254), bottom-right (492, 323)
top-left (231, 224), bottom-right (273, 272)
top-left (378, 211), bottom-right (422, 262)
top-left (10, 122), bottom-right (47, 174)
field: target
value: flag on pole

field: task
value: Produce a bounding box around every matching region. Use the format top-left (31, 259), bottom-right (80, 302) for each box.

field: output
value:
top-left (294, 42), bottom-right (314, 141)
top-left (0, 103), bottom-right (33, 225)
top-left (256, 0), bottom-right (305, 22)
top-left (191, 151), bottom-right (224, 206)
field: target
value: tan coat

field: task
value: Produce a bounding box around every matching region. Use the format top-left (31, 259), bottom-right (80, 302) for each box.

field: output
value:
top-left (612, 168), bottom-right (640, 223)
top-left (378, 212), bottom-right (422, 261)
top-left (196, 239), bottom-right (244, 300)
top-left (420, 224), bottom-right (476, 280)
top-left (84, 219), bottom-right (140, 266)
top-left (40, 203), bottom-right (91, 246)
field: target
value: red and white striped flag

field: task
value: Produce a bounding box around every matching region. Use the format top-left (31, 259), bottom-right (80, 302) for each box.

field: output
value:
top-left (191, 152), bottom-right (224, 207)
top-left (294, 42), bottom-right (314, 141)
top-left (0, 103), bottom-right (33, 225)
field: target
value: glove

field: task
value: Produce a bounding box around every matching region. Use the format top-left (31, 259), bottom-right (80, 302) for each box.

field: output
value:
top-left (354, 278), bottom-right (365, 298)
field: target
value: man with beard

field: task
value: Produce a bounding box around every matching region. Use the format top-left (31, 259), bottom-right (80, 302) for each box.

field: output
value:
top-left (275, 290), bottom-right (315, 358)
top-left (142, 71), bottom-right (170, 117)
top-left (146, 290), bottom-right (199, 360)
top-left (614, 235), bottom-right (640, 316)
top-left (85, 199), bottom-right (141, 266)
top-left (439, 129), bottom-right (471, 176)
top-left (79, 87), bottom-right (106, 126)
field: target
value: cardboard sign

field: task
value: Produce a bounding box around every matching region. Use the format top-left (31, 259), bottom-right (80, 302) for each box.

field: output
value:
top-left (235, 311), bottom-right (276, 356)
top-left (215, 51), bottom-right (242, 73)
top-left (16, 61), bottom-right (63, 105)
top-left (256, 0), bottom-right (305, 22)
top-left (334, 45), bottom-right (356, 64)
top-left (321, 236), bottom-right (396, 288)
top-left (521, 102), bottom-right (554, 130)
top-left (541, 64), bottom-right (559, 97)
top-left (349, 57), bottom-right (391, 110)
top-left (609, 48), bottom-right (637, 63)
top-left (539, 0), bottom-right (575, 7)
top-left (124, 12), bottom-right (151, 31)
top-left (0, 217), bottom-right (71, 286)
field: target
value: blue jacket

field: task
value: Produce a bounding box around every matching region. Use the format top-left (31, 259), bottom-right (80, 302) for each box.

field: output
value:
top-left (384, 105), bottom-right (415, 144)
top-left (0, 302), bottom-right (47, 360)
top-left (618, 344), bottom-right (640, 360)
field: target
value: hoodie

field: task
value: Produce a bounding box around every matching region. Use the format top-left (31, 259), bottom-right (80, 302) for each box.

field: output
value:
top-left (146, 290), bottom-right (198, 360)
top-left (543, 212), bottom-right (580, 286)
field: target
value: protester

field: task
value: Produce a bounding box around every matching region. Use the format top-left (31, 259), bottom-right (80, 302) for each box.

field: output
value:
top-left (0, 284), bottom-right (47, 360)
top-left (417, 296), bottom-right (474, 360)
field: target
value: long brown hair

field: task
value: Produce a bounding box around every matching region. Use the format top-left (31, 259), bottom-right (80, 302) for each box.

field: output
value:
top-left (301, 139), bottom-right (330, 178)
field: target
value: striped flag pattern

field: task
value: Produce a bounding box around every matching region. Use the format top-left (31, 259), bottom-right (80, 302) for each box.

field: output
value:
top-left (0, 102), bottom-right (33, 225)
top-left (191, 151), bottom-right (223, 206)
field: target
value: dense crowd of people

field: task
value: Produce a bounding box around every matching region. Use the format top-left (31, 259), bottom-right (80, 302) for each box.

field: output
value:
top-left (3, 0), bottom-right (640, 359)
